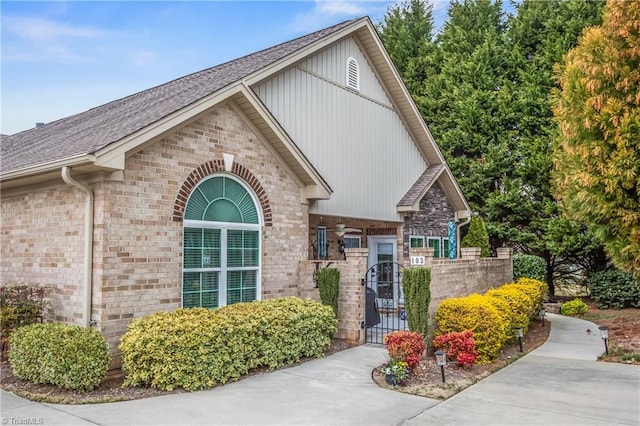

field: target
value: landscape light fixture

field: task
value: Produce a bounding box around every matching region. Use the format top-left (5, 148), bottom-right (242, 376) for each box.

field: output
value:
top-left (539, 307), bottom-right (546, 326)
top-left (515, 327), bottom-right (524, 353)
top-left (434, 350), bottom-right (446, 383)
top-left (599, 326), bottom-right (609, 354)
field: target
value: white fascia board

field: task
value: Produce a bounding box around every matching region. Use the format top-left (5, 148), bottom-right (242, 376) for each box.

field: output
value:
top-left (0, 154), bottom-right (96, 182)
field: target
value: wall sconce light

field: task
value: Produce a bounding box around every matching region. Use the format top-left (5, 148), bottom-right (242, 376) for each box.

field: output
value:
top-left (599, 326), bottom-right (609, 354)
top-left (515, 327), bottom-right (524, 353)
top-left (434, 350), bottom-right (446, 383)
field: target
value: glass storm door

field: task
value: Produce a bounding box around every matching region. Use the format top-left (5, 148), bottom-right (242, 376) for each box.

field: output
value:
top-left (368, 237), bottom-right (398, 309)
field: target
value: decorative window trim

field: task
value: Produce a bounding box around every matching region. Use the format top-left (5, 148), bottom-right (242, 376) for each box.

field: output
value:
top-left (346, 57), bottom-right (360, 91)
top-left (173, 159), bottom-right (272, 226)
top-left (182, 174), bottom-right (262, 309)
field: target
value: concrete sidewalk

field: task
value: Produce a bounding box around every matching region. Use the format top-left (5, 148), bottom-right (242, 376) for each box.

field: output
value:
top-left (1, 314), bottom-right (639, 426)
top-left (403, 314), bottom-right (640, 426)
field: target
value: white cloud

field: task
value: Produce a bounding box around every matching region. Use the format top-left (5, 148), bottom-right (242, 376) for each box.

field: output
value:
top-left (3, 16), bottom-right (111, 42)
top-left (1, 15), bottom-right (122, 64)
top-left (290, 0), bottom-right (390, 32)
top-left (315, 1), bottom-right (367, 16)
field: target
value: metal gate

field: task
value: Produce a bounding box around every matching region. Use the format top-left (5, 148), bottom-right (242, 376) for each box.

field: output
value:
top-left (363, 261), bottom-right (408, 344)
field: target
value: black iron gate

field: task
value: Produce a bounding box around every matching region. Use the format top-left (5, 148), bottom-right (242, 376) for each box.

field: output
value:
top-left (363, 261), bottom-right (408, 344)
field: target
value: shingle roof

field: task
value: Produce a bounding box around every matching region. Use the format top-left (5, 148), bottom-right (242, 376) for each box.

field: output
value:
top-left (1, 18), bottom-right (360, 175)
top-left (397, 164), bottom-right (445, 207)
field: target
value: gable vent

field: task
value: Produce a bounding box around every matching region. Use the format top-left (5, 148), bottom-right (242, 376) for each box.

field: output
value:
top-left (346, 57), bottom-right (360, 91)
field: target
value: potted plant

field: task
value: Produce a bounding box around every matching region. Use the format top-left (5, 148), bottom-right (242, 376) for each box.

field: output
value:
top-left (382, 358), bottom-right (408, 386)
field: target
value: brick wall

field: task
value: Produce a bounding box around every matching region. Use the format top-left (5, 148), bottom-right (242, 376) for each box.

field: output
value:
top-left (410, 246), bottom-right (514, 346)
top-left (1, 185), bottom-right (86, 325)
top-left (298, 248), bottom-right (369, 343)
top-left (2, 103), bottom-right (310, 365)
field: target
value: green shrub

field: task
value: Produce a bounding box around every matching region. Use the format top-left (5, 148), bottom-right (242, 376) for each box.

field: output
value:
top-left (486, 285), bottom-right (533, 339)
top-left (9, 323), bottom-right (110, 392)
top-left (318, 267), bottom-right (340, 316)
top-left (435, 294), bottom-right (508, 364)
top-left (587, 269), bottom-right (640, 309)
top-left (561, 298), bottom-right (589, 317)
top-left (462, 216), bottom-right (491, 257)
top-left (513, 254), bottom-right (546, 282)
top-left (402, 267), bottom-right (431, 337)
top-left (119, 297), bottom-right (337, 392)
top-left (1, 284), bottom-right (52, 357)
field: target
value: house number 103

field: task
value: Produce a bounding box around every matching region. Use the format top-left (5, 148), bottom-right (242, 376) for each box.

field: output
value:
top-left (410, 256), bottom-right (426, 266)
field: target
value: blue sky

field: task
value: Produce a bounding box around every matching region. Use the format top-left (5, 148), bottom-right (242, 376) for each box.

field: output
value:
top-left (1, 1), bottom-right (454, 135)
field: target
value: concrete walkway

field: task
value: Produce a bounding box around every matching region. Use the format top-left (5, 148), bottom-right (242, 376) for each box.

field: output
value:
top-left (1, 314), bottom-right (639, 425)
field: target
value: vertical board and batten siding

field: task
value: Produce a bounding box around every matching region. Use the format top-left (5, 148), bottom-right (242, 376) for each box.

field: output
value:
top-left (254, 37), bottom-right (426, 222)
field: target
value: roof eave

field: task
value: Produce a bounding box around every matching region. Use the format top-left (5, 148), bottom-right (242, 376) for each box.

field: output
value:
top-left (0, 154), bottom-right (98, 190)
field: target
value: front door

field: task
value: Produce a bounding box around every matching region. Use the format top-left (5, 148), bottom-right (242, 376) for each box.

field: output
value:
top-left (368, 237), bottom-right (398, 309)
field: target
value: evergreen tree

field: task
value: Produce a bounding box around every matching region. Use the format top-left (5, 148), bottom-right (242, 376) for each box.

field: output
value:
top-left (376, 0), bottom-right (436, 95)
top-left (462, 215), bottom-right (491, 257)
top-left (552, 0), bottom-right (640, 277)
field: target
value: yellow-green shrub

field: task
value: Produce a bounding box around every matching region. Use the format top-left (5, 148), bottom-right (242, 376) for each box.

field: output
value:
top-left (486, 285), bottom-right (534, 340)
top-left (511, 278), bottom-right (548, 315)
top-left (9, 323), bottom-right (110, 392)
top-left (561, 298), bottom-right (589, 317)
top-left (435, 294), bottom-right (508, 364)
top-left (119, 297), bottom-right (337, 392)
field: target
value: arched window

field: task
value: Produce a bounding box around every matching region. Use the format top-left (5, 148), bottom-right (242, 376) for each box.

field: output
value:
top-left (346, 57), bottom-right (360, 91)
top-left (182, 175), bottom-right (261, 308)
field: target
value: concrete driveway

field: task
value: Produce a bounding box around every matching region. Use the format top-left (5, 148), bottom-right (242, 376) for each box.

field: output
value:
top-left (1, 314), bottom-right (639, 425)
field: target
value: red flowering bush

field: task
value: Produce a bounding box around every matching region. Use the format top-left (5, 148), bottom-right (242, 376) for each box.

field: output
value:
top-left (383, 331), bottom-right (425, 369)
top-left (433, 330), bottom-right (478, 367)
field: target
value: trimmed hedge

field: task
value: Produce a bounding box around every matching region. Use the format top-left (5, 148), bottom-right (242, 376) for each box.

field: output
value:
top-left (402, 267), bottom-right (431, 337)
top-left (435, 294), bottom-right (508, 364)
top-left (486, 285), bottom-right (534, 337)
top-left (318, 267), bottom-right (340, 316)
top-left (587, 269), bottom-right (640, 309)
top-left (9, 323), bottom-right (110, 392)
top-left (513, 254), bottom-right (546, 282)
top-left (435, 278), bottom-right (548, 364)
top-left (511, 278), bottom-right (548, 314)
top-left (119, 297), bottom-right (337, 391)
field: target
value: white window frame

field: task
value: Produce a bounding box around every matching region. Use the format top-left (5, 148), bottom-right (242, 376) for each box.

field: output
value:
top-left (182, 175), bottom-right (262, 308)
top-left (343, 235), bottom-right (361, 249)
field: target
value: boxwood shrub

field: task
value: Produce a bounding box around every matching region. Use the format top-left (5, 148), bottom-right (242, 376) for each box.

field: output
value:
top-left (9, 323), bottom-right (110, 392)
top-left (435, 294), bottom-right (508, 364)
top-left (119, 297), bottom-right (337, 392)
